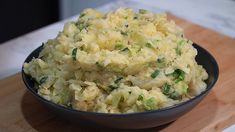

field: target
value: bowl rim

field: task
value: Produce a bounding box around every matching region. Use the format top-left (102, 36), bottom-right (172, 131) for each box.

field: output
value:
top-left (21, 43), bottom-right (219, 116)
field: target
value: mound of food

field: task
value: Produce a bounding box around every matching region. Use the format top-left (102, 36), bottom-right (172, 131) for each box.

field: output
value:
top-left (24, 8), bottom-right (208, 113)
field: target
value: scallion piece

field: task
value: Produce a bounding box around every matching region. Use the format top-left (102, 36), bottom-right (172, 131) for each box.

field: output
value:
top-left (169, 92), bottom-right (181, 100)
top-left (78, 23), bottom-right (88, 31)
top-left (143, 97), bottom-right (157, 110)
top-left (139, 9), bottom-right (148, 14)
top-left (79, 13), bottom-right (85, 18)
top-left (137, 94), bottom-right (144, 101)
top-left (121, 31), bottom-right (128, 36)
top-left (121, 47), bottom-right (129, 52)
top-left (173, 69), bottom-right (185, 83)
top-left (151, 69), bottom-right (160, 78)
top-left (114, 77), bottom-right (123, 84)
top-left (39, 76), bottom-right (48, 84)
top-left (176, 47), bottom-right (181, 55)
top-left (146, 43), bottom-right (154, 48)
top-left (72, 48), bottom-right (78, 61)
top-left (162, 83), bottom-right (171, 95)
top-left (115, 44), bottom-right (124, 50)
top-left (108, 85), bottom-right (118, 90)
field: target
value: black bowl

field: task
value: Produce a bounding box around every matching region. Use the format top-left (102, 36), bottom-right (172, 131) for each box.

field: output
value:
top-left (22, 43), bottom-right (219, 129)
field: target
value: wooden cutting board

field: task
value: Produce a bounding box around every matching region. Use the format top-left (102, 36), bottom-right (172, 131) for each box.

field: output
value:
top-left (0, 14), bottom-right (235, 132)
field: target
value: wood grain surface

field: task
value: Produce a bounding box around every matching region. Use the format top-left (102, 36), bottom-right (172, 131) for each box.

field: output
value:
top-left (0, 14), bottom-right (235, 132)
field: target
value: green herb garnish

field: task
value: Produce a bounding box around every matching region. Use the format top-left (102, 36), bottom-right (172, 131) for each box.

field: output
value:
top-left (176, 47), bottom-right (182, 55)
top-left (78, 23), bottom-right (88, 31)
top-left (72, 48), bottom-right (78, 61)
top-left (79, 13), bottom-right (85, 18)
top-left (121, 47), bottom-right (129, 52)
top-left (143, 97), bottom-right (157, 110)
top-left (137, 94), bottom-right (144, 101)
top-left (39, 76), bottom-right (48, 84)
top-left (173, 69), bottom-right (185, 83)
top-left (139, 9), bottom-right (148, 14)
top-left (169, 92), bottom-right (181, 100)
top-left (162, 83), bottom-right (182, 100)
top-left (176, 40), bottom-right (186, 55)
top-left (109, 77), bottom-right (124, 91)
top-left (178, 40), bottom-right (185, 46)
top-left (146, 43), bottom-right (154, 48)
top-left (115, 43), bottom-right (124, 50)
top-left (151, 69), bottom-right (160, 78)
top-left (162, 83), bottom-right (172, 95)
top-left (108, 85), bottom-right (118, 90)
top-left (121, 31), bottom-right (128, 36)
top-left (114, 77), bottom-right (123, 84)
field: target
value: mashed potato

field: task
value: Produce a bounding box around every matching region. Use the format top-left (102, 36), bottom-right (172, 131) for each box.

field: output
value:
top-left (24, 8), bottom-right (208, 113)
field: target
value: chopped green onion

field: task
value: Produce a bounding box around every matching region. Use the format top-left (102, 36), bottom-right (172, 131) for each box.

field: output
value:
top-left (121, 31), bottom-right (128, 36)
top-left (137, 94), bottom-right (144, 101)
top-left (115, 43), bottom-right (124, 50)
top-left (139, 9), bottom-right (148, 14)
top-left (79, 13), bottom-right (85, 18)
top-left (72, 48), bottom-right (78, 61)
top-left (146, 43), bottom-right (154, 48)
top-left (121, 47), bottom-right (129, 52)
top-left (173, 69), bottom-right (185, 83)
top-left (162, 83), bottom-right (182, 100)
top-left (114, 77), bottom-right (123, 84)
top-left (151, 69), bottom-right (160, 78)
top-left (176, 40), bottom-right (185, 55)
top-left (39, 76), bottom-right (48, 84)
top-left (78, 23), bottom-right (88, 31)
top-left (178, 40), bottom-right (185, 46)
top-left (143, 97), bottom-right (157, 110)
top-left (108, 85), bottom-right (118, 90)
top-left (162, 83), bottom-right (171, 95)
top-left (176, 47), bottom-right (181, 55)
top-left (169, 92), bottom-right (181, 100)
top-left (109, 77), bottom-right (123, 91)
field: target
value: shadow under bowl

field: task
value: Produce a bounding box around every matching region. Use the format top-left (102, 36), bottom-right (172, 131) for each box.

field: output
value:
top-left (22, 43), bottom-right (219, 129)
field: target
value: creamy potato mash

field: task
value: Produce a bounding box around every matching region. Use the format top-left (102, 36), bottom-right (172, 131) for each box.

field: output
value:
top-left (24, 8), bottom-right (208, 113)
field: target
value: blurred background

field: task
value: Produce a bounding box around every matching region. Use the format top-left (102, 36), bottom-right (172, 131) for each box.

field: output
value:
top-left (0, 0), bottom-right (114, 43)
top-left (0, 0), bottom-right (234, 43)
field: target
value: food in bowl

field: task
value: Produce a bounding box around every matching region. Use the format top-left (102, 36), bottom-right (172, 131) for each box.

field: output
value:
top-left (23, 8), bottom-right (208, 113)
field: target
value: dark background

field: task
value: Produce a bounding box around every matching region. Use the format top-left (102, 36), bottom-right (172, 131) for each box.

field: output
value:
top-left (0, 0), bottom-right (59, 43)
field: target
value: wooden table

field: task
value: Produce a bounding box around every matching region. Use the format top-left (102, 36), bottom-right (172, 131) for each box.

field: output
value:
top-left (0, 15), bottom-right (235, 132)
